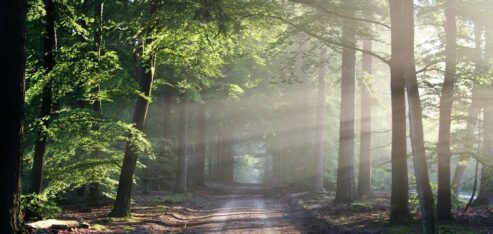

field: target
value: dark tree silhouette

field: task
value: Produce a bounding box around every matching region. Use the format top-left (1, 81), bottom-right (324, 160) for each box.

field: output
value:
top-left (0, 0), bottom-right (27, 231)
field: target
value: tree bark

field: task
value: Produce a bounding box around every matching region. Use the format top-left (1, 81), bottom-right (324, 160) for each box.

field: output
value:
top-left (175, 97), bottom-right (189, 193)
top-left (0, 0), bottom-right (27, 231)
top-left (452, 23), bottom-right (482, 196)
top-left (194, 102), bottom-right (206, 186)
top-left (396, 0), bottom-right (438, 231)
top-left (357, 38), bottom-right (373, 198)
top-left (110, 54), bottom-right (156, 217)
top-left (110, 1), bottom-right (159, 217)
top-left (87, 0), bottom-right (104, 207)
top-left (389, 0), bottom-right (411, 224)
top-left (471, 18), bottom-right (493, 208)
top-left (31, 0), bottom-right (56, 194)
top-left (313, 50), bottom-right (327, 193)
top-left (436, 0), bottom-right (457, 220)
top-left (335, 17), bottom-right (356, 203)
top-left (472, 105), bottom-right (493, 207)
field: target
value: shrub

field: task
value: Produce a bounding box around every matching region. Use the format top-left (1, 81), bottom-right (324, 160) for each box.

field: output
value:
top-left (22, 193), bottom-right (62, 221)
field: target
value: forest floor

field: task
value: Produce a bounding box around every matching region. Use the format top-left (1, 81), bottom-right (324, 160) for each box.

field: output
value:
top-left (50, 183), bottom-right (493, 233)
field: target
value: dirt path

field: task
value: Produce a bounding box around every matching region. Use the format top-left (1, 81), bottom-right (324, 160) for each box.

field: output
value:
top-left (164, 183), bottom-right (330, 233)
top-left (59, 184), bottom-right (331, 233)
top-left (180, 194), bottom-right (300, 233)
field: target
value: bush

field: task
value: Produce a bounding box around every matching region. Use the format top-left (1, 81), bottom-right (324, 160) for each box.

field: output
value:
top-left (22, 193), bottom-right (62, 221)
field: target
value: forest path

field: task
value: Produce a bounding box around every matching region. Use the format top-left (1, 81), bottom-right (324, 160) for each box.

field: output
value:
top-left (173, 183), bottom-right (329, 233)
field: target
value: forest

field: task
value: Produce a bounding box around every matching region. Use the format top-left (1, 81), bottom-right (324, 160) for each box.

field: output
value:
top-left (1, 0), bottom-right (493, 233)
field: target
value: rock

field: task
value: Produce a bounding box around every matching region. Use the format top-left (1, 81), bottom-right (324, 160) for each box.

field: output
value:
top-left (26, 219), bottom-right (80, 230)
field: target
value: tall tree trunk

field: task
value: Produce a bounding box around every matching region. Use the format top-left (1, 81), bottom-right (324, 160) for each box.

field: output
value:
top-left (110, 1), bottom-right (159, 217)
top-left (0, 0), bottom-right (27, 231)
top-left (389, 0), bottom-right (411, 224)
top-left (313, 50), bottom-right (327, 193)
top-left (158, 94), bottom-right (174, 189)
top-left (194, 102), bottom-right (207, 186)
top-left (87, 0), bottom-right (104, 207)
top-left (452, 23), bottom-right (482, 196)
top-left (357, 38), bottom-right (373, 198)
top-left (436, 0), bottom-right (457, 219)
top-left (473, 28), bottom-right (493, 207)
top-left (110, 54), bottom-right (156, 217)
top-left (30, 0), bottom-right (56, 194)
top-left (175, 97), bottom-right (189, 193)
top-left (472, 105), bottom-right (493, 207)
top-left (335, 17), bottom-right (356, 203)
top-left (395, 0), bottom-right (437, 231)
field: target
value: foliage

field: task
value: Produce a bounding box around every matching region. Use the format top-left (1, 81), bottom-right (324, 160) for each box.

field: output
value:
top-left (21, 194), bottom-right (62, 221)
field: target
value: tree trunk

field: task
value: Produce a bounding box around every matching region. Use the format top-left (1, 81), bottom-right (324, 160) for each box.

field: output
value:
top-left (389, 0), bottom-right (411, 224)
top-left (335, 17), bottom-right (356, 203)
top-left (31, 0), bottom-right (56, 194)
top-left (436, 0), bottom-right (457, 220)
top-left (313, 50), bottom-right (327, 193)
top-left (175, 97), bottom-right (189, 193)
top-left (472, 18), bottom-right (493, 208)
top-left (110, 1), bottom-right (159, 217)
top-left (452, 23), bottom-right (483, 196)
top-left (87, 0), bottom-right (104, 207)
top-left (395, 0), bottom-right (437, 231)
top-left (472, 104), bottom-right (493, 207)
top-left (194, 102), bottom-right (207, 186)
top-left (357, 38), bottom-right (373, 198)
top-left (0, 0), bottom-right (26, 232)
top-left (110, 55), bottom-right (156, 217)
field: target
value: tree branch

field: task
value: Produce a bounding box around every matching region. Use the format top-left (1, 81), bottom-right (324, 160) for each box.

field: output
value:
top-left (264, 14), bottom-right (391, 65)
top-left (290, 0), bottom-right (392, 30)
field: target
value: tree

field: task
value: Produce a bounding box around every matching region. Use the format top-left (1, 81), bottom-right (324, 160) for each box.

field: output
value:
top-left (357, 34), bottom-right (373, 198)
top-left (0, 0), bottom-right (27, 231)
top-left (313, 50), bottom-right (327, 193)
top-left (193, 102), bottom-right (207, 186)
top-left (472, 26), bottom-right (493, 207)
top-left (451, 22), bottom-right (482, 196)
top-left (436, 0), bottom-right (457, 220)
top-left (397, 0), bottom-right (438, 231)
top-left (175, 97), bottom-right (189, 193)
top-left (335, 15), bottom-right (357, 203)
top-left (473, 104), bottom-right (493, 207)
top-left (110, 1), bottom-right (160, 217)
top-left (30, 0), bottom-right (56, 194)
top-left (389, 0), bottom-right (411, 224)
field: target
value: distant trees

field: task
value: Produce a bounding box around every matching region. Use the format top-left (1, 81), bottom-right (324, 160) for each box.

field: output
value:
top-left (194, 102), bottom-right (207, 187)
top-left (473, 26), bottom-right (493, 207)
top-left (314, 50), bottom-right (328, 193)
top-left (357, 32), bottom-right (373, 199)
top-left (175, 97), bottom-right (189, 193)
top-left (0, 0), bottom-right (27, 231)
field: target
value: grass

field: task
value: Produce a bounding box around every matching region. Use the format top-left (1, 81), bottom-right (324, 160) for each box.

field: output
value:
top-left (164, 193), bottom-right (192, 203)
